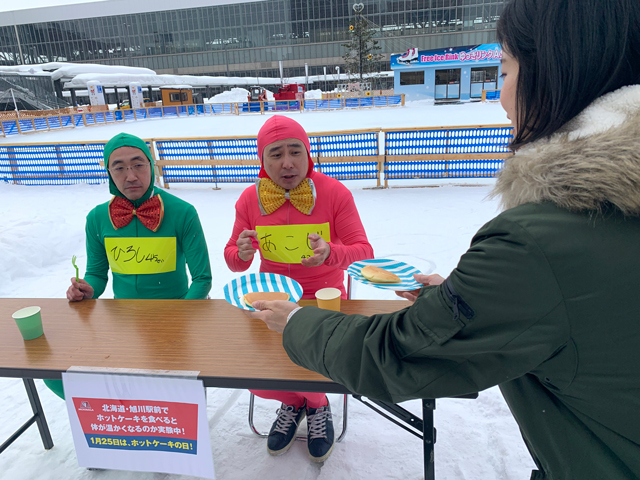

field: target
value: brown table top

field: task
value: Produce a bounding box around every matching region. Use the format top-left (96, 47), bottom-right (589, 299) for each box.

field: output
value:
top-left (0, 298), bottom-right (407, 393)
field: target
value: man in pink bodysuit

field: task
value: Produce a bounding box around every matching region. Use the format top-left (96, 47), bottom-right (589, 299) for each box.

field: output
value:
top-left (224, 115), bottom-right (373, 462)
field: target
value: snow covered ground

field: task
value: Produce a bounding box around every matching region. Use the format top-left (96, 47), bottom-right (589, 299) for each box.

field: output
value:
top-left (0, 101), bottom-right (536, 479)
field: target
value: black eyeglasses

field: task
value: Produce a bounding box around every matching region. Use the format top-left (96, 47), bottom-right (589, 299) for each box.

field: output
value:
top-left (109, 162), bottom-right (150, 177)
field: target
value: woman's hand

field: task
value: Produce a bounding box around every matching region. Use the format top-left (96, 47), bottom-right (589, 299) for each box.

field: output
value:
top-left (395, 273), bottom-right (445, 302)
top-left (248, 300), bottom-right (300, 333)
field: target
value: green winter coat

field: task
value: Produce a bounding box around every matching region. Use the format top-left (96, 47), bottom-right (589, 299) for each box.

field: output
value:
top-left (283, 85), bottom-right (640, 480)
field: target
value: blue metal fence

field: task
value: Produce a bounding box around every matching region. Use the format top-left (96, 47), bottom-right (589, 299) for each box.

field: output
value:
top-left (47, 117), bottom-right (61, 129)
top-left (0, 143), bottom-right (107, 185)
top-left (154, 130), bottom-right (382, 186)
top-left (484, 90), bottom-right (501, 101)
top-left (0, 95), bottom-right (405, 138)
top-left (384, 126), bottom-right (512, 185)
top-left (156, 137), bottom-right (259, 185)
top-left (312, 131), bottom-right (380, 182)
top-left (1, 124), bottom-right (512, 187)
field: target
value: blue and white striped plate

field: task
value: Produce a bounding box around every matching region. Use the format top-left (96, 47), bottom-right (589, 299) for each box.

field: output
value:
top-left (347, 258), bottom-right (422, 291)
top-left (223, 273), bottom-right (303, 311)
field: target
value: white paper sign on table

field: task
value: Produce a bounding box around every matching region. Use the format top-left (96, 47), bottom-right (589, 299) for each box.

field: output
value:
top-left (63, 369), bottom-right (214, 479)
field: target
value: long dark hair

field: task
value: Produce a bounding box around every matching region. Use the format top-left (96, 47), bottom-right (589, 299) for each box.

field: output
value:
top-left (497, 0), bottom-right (640, 149)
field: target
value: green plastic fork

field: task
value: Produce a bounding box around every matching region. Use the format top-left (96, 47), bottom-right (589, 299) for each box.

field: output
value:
top-left (72, 255), bottom-right (79, 282)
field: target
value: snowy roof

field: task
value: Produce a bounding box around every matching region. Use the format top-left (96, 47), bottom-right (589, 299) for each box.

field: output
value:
top-left (0, 63), bottom-right (155, 81)
top-left (63, 72), bottom-right (393, 89)
top-left (1, 61), bottom-right (394, 90)
top-left (50, 64), bottom-right (155, 81)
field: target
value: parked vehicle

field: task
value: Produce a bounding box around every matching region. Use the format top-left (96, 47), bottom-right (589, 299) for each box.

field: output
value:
top-left (117, 98), bottom-right (151, 110)
top-left (247, 86), bottom-right (268, 102)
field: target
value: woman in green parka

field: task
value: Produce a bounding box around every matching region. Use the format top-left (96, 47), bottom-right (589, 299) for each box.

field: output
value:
top-left (249, 0), bottom-right (640, 478)
top-left (45, 132), bottom-right (212, 399)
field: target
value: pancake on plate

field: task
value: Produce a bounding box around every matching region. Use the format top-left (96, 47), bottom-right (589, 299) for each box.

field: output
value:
top-left (242, 291), bottom-right (290, 308)
top-left (361, 265), bottom-right (401, 284)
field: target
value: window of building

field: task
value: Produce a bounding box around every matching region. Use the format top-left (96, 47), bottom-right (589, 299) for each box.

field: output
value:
top-left (3, 0), bottom-right (501, 79)
top-left (435, 68), bottom-right (461, 85)
top-left (435, 68), bottom-right (461, 99)
top-left (470, 66), bottom-right (498, 83)
top-left (470, 66), bottom-right (498, 98)
top-left (400, 71), bottom-right (424, 85)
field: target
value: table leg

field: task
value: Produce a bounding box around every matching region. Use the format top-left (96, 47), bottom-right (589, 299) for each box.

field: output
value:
top-left (423, 399), bottom-right (436, 480)
top-left (23, 379), bottom-right (54, 450)
top-left (1, 379), bottom-right (53, 453)
top-left (352, 395), bottom-right (438, 478)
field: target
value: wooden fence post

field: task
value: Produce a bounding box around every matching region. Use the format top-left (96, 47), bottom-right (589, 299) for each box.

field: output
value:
top-left (150, 140), bottom-right (165, 188)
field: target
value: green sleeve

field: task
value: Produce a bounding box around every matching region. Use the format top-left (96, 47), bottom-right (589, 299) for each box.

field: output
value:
top-left (283, 214), bottom-right (570, 403)
top-left (83, 209), bottom-right (109, 298)
top-left (180, 205), bottom-right (212, 299)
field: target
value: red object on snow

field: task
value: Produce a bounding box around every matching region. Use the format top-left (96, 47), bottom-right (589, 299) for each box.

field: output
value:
top-left (274, 84), bottom-right (305, 101)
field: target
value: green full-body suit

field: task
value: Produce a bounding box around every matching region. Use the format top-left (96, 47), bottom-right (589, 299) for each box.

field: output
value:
top-left (45, 133), bottom-right (212, 399)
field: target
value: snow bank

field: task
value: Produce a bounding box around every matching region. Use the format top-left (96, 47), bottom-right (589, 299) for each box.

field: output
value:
top-left (206, 88), bottom-right (279, 103)
top-left (305, 89), bottom-right (323, 99)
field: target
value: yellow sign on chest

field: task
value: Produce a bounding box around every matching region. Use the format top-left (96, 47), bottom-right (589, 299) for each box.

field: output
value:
top-left (255, 223), bottom-right (330, 264)
top-left (104, 237), bottom-right (177, 274)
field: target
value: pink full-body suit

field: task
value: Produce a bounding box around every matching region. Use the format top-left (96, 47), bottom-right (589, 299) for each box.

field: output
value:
top-left (224, 116), bottom-right (374, 408)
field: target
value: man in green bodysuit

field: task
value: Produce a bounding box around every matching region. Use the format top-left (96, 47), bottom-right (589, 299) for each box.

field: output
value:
top-left (45, 132), bottom-right (212, 399)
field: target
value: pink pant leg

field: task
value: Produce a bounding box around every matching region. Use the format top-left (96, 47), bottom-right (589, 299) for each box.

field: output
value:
top-left (250, 390), bottom-right (327, 409)
top-left (303, 392), bottom-right (328, 409)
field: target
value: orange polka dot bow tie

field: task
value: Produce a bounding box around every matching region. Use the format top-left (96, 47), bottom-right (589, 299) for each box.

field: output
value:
top-left (256, 177), bottom-right (316, 215)
top-left (108, 194), bottom-right (165, 232)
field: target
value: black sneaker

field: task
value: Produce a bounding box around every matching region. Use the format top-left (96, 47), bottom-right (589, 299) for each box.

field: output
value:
top-left (267, 403), bottom-right (306, 456)
top-left (307, 399), bottom-right (335, 462)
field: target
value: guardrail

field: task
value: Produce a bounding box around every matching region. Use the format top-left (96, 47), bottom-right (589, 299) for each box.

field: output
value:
top-left (383, 125), bottom-right (512, 187)
top-left (0, 124), bottom-right (512, 188)
top-left (155, 128), bottom-right (382, 187)
top-left (0, 95), bottom-right (405, 137)
top-left (482, 89), bottom-right (501, 101)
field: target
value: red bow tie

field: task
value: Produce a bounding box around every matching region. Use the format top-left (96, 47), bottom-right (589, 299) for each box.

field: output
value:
top-left (108, 195), bottom-right (165, 232)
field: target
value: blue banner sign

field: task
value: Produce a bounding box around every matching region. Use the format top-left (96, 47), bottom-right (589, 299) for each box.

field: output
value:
top-left (391, 43), bottom-right (502, 69)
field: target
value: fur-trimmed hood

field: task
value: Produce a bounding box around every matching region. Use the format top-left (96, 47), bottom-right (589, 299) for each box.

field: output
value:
top-left (492, 85), bottom-right (640, 216)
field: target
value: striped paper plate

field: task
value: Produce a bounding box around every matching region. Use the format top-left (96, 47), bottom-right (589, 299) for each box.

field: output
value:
top-left (223, 273), bottom-right (303, 311)
top-left (347, 258), bottom-right (422, 291)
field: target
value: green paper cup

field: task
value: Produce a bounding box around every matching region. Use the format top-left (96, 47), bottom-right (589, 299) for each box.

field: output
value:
top-left (12, 306), bottom-right (44, 340)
